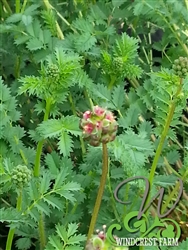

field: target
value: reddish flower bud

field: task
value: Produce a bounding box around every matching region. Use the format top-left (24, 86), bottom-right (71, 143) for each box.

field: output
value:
top-left (93, 105), bottom-right (105, 116)
top-left (80, 106), bottom-right (118, 147)
top-left (105, 111), bottom-right (115, 122)
top-left (83, 123), bottom-right (94, 134)
top-left (83, 110), bottom-right (91, 120)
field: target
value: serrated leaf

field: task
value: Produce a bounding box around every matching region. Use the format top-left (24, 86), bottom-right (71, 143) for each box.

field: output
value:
top-left (28, 180), bottom-right (40, 200)
top-left (57, 131), bottom-right (73, 156)
top-left (0, 173), bottom-right (11, 184)
top-left (38, 119), bottom-right (62, 138)
top-left (43, 195), bottom-right (63, 210)
top-left (39, 172), bottom-right (51, 194)
top-left (35, 200), bottom-right (51, 216)
top-left (67, 223), bottom-right (78, 238)
top-left (56, 224), bottom-right (68, 242)
top-left (0, 208), bottom-right (24, 223)
top-left (134, 2), bottom-right (145, 16)
top-left (6, 13), bottom-right (22, 23)
top-left (15, 237), bottom-right (32, 250)
top-left (112, 0), bottom-right (127, 7)
top-left (53, 168), bottom-right (69, 190)
top-left (166, 150), bottom-right (180, 164)
top-left (26, 19), bottom-right (41, 37)
top-left (14, 35), bottom-right (30, 45)
top-left (118, 106), bottom-right (140, 128)
top-left (112, 85), bottom-right (125, 110)
top-left (93, 84), bottom-right (112, 102)
top-left (38, 29), bottom-right (51, 44)
top-left (61, 116), bottom-right (81, 136)
top-left (118, 133), bottom-right (154, 153)
top-left (48, 235), bottom-right (62, 250)
top-left (127, 149), bottom-right (146, 167)
top-left (28, 207), bottom-right (40, 221)
top-left (67, 234), bottom-right (86, 245)
top-left (74, 32), bottom-right (97, 52)
top-left (72, 18), bottom-right (93, 33)
top-left (110, 167), bottom-right (124, 179)
top-left (154, 175), bottom-right (179, 187)
top-left (26, 38), bottom-right (44, 51)
top-left (22, 15), bottom-right (33, 26)
top-left (60, 182), bottom-right (81, 192)
top-left (55, 190), bottom-right (75, 203)
top-left (24, 4), bottom-right (40, 15)
top-left (45, 152), bottom-right (60, 175)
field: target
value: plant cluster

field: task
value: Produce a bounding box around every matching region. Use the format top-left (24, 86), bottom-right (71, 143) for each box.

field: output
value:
top-left (0, 0), bottom-right (188, 250)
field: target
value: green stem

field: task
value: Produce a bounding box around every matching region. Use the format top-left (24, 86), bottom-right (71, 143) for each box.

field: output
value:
top-left (185, 0), bottom-right (188, 9)
top-left (34, 98), bottom-right (51, 177)
top-left (21, 0), bottom-right (27, 13)
top-left (86, 143), bottom-right (108, 246)
top-left (33, 98), bottom-right (51, 249)
top-left (108, 76), bottom-right (116, 90)
top-left (15, 0), bottom-right (20, 13)
top-left (1, 0), bottom-right (12, 14)
top-left (39, 213), bottom-right (46, 250)
top-left (6, 190), bottom-right (22, 250)
top-left (43, 0), bottom-right (64, 39)
top-left (146, 80), bottom-right (182, 207)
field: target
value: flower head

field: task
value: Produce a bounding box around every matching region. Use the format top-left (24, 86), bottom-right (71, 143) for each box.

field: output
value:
top-left (80, 106), bottom-right (118, 147)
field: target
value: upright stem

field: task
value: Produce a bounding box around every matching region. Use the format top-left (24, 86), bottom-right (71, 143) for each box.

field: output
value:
top-left (39, 213), bottom-right (46, 250)
top-left (86, 143), bottom-right (108, 246)
top-left (43, 0), bottom-right (64, 39)
top-left (1, 0), bottom-right (12, 14)
top-left (108, 76), bottom-right (116, 90)
top-left (146, 80), bottom-right (182, 207)
top-left (21, 0), bottom-right (27, 13)
top-left (6, 190), bottom-right (22, 250)
top-left (34, 98), bottom-right (51, 249)
top-left (15, 0), bottom-right (20, 13)
top-left (34, 98), bottom-right (51, 177)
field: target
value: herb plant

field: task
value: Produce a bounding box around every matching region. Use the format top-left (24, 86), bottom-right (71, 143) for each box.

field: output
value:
top-left (0, 1), bottom-right (188, 250)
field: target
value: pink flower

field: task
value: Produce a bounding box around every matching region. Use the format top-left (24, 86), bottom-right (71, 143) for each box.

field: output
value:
top-left (93, 106), bottom-right (105, 116)
top-left (83, 123), bottom-right (94, 134)
top-left (105, 111), bottom-right (115, 122)
top-left (80, 106), bottom-right (118, 147)
top-left (83, 111), bottom-right (91, 120)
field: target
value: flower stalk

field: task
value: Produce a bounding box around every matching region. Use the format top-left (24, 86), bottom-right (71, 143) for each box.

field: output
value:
top-left (80, 106), bottom-right (118, 247)
top-left (6, 190), bottom-right (22, 250)
top-left (146, 77), bottom-right (183, 208)
top-left (33, 97), bottom-right (52, 249)
top-left (86, 143), bottom-right (108, 245)
top-left (34, 97), bottom-right (52, 177)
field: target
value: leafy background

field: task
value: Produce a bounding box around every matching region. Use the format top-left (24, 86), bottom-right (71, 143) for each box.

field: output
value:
top-left (0, 0), bottom-right (188, 250)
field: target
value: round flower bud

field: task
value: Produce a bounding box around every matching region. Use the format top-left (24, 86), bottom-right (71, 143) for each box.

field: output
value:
top-left (172, 57), bottom-right (188, 78)
top-left (80, 106), bottom-right (118, 147)
top-left (11, 165), bottom-right (32, 188)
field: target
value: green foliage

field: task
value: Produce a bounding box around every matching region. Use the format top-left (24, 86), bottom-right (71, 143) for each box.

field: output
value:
top-left (0, 0), bottom-right (188, 249)
top-left (45, 223), bottom-right (86, 250)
